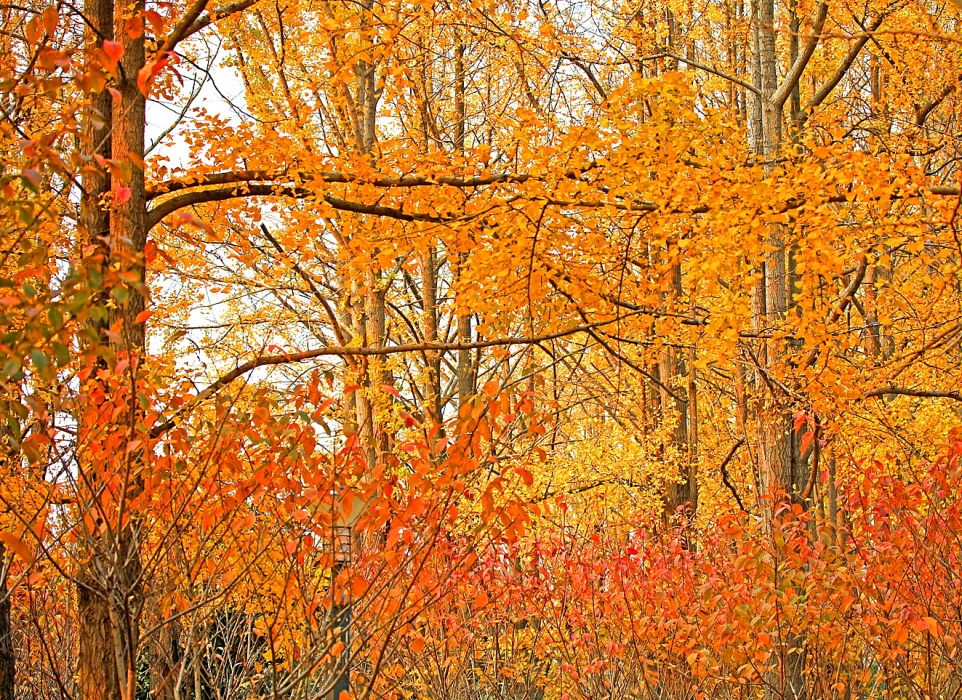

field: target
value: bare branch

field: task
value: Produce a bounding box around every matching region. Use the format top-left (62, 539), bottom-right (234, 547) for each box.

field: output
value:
top-left (146, 167), bottom-right (603, 199)
top-left (799, 13), bottom-right (886, 126)
top-left (180, 0), bottom-right (261, 42)
top-left (150, 312), bottom-right (649, 437)
top-left (559, 52), bottom-right (608, 100)
top-left (803, 254), bottom-right (867, 367)
top-left (146, 164), bottom-right (962, 231)
top-left (771, 2), bottom-right (829, 109)
top-left (719, 439), bottom-right (747, 512)
top-left (640, 51), bottom-right (760, 96)
top-left (864, 387), bottom-right (962, 402)
top-left (916, 78), bottom-right (960, 127)
top-left (530, 476), bottom-right (648, 503)
top-left (258, 223), bottom-right (353, 352)
top-left (146, 185), bottom-right (451, 229)
top-left (161, 0), bottom-right (210, 53)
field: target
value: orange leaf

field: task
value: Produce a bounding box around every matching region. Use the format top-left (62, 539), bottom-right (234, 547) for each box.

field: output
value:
top-left (102, 40), bottom-right (123, 65)
top-left (41, 6), bottom-right (58, 33)
top-left (125, 14), bottom-right (144, 38)
top-left (136, 54), bottom-right (171, 96)
top-left (515, 467), bottom-right (534, 486)
top-left (0, 532), bottom-right (33, 564)
top-left (144, 9), bottom-right (165, 34)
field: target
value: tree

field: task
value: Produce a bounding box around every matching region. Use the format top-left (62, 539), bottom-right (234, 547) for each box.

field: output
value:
top-left (4, 0), bottom-right (962, 696)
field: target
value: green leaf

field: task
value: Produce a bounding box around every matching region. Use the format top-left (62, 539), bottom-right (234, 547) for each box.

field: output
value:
top-left (52, 341), bottom-right (69, 366)
top-left (30, 349), bottom-right (48, 372)
top-left (2, 358), bottom-right (21, 378)
top-left (90, 305), bottom-right (108, 324)
top-left (4, 413), bottom-right (21, 444)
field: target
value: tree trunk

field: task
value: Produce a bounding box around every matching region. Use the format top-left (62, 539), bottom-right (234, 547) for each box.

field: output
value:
top-left (77, 0), bottom-right (119, 694)
top-left (0, 549), bottom-right (12, 700)
top-left (753, 0), bottom-right (807, 694)
top-left (661, 255), bottom-right (693, 516)
top-left (77, 0), bottom-right (148, 691)
top-left (453, 36), bottom-right (475, 405)
top-left (420, 247), bottom-right (441, 425)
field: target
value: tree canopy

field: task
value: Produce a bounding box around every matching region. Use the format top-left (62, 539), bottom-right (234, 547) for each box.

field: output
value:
top-left (2, 0), bottom-right (962, 696)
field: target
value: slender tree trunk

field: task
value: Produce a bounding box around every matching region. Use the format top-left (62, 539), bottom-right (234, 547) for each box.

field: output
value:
top-left (753, 0), bottom-right (807, 694)
top-left (660, 341), bottom-right (690, 514)
top-left (150, 618), bottom-right (182, 700)
top-left (77, 0), bottom-right (119, 694)
top-left (660, 64), bottom-right (694, 518)
top-left (78, 0), bottom-right (148, 691)
top-left (0, 549), bottom-right (12, 700)
top-left (0, 398), bottom-right (18, 700)
top-left (453, 35), bottom-right (475, 405)
top-left (352, 280), bottom-right (378, 470)
top-left (420, 248), bottom-right (441, 425)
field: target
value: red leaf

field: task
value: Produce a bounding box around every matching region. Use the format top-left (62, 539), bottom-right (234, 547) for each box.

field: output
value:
top-left (144, 9), bottom-right (166, 34)
top-left (792, 411), bottom-right (807, 432)
top-left (144, 240), bottom-right (158, 263)
top-left (136, 53), bottom-right (172, 96)
top-left (103, 40), bottom-right (123, 65)
top-left (41, 6), bottom-right (58, 33)
top-left (515, 467), bottom-right (534, 486)
top-left (125, 14), bottom-right (144, 38)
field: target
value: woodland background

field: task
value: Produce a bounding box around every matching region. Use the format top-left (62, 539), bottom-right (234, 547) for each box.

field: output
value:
top-left (1, 0), bottom-right (962, 696)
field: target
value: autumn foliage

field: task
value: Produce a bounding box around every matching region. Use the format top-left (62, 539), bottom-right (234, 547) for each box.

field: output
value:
top-left (4, 0), bottom-right (962, 695)
top-left (362, 432), bottom-right (962, 699)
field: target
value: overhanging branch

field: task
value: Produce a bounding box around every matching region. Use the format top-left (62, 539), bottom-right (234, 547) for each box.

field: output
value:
top-left (145, 164), bottom-right (962, 231)
top-left (146, 166), bottom-right (601, 199)
top-left (864, 386), bottom-right (962, 402)
top-left (150, 312), bottom-right (648, 437)
top-left (146, 185), bottom-right (453, 229)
